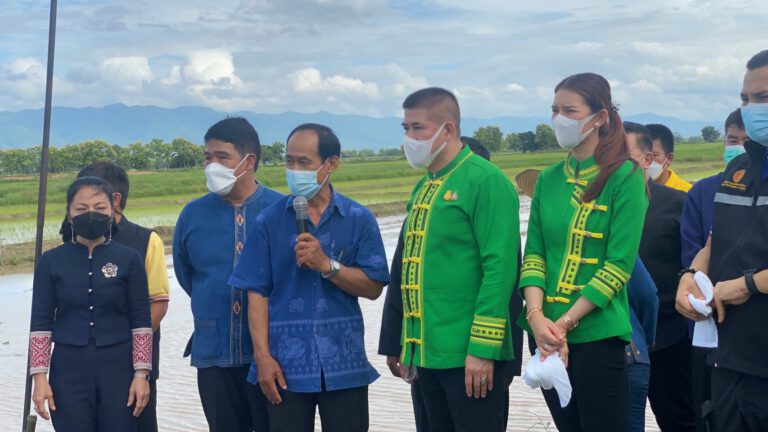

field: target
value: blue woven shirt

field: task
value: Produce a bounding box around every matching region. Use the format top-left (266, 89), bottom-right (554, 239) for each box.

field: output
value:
top-left (229, 189), bottom-right (389, 392)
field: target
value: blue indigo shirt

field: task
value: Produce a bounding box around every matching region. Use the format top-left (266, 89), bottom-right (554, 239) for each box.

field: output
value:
top-left (229, 190), bottom-right (389, 392)
top-left (625, 258), bottom-right (659, 365)
top-left (173, 185), bottom-right (284, 368)
top-left (680, 173), bottom-right (722, 268)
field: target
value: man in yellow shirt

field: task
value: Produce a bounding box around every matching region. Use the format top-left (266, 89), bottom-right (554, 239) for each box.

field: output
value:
top-left (646, 123), bottom-right (692, 192)
top-left (78, 162), bottom-right (170, 432)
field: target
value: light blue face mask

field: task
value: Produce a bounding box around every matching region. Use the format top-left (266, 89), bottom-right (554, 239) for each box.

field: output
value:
top-left (285, 161), bottom-right (329, 199)
top-left (724, 145), bottom-right (746, 164)
top-left (741, 103), bottom-right (768, 146)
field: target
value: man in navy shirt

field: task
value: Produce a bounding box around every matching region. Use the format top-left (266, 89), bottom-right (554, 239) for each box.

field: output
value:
top-left (229, 123), bottom-right (389, 432)
top-left (679, 108), bottom-right (749, 432)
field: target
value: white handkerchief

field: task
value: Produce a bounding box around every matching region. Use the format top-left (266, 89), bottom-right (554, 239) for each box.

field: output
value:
top-left (688, 271), bottom-right (718, 348)
top-left (524, 349), bottom-right (572, 407)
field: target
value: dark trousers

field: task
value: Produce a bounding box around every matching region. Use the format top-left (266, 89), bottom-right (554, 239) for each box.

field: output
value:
top-left (136, 378), bottom-right (157, 432)
top-left (50, 340), bottom-right (137, 432)
top-left (411, 379), bottom-right (431, 432)
top-left (627, 362), bottom-right (651, 432)
top-left (416, 364), bottom-right (506, 432)
top-left (541, 337), bottom-right (628, 432)
top-left (266, 385), bottom-right (368, 432)
top-left (692, 346), bottom-right (715, 432)
top-left (648, 340), bottom-right (696, 431)
top-left (197, 365), bottom-right (268, 432)
top-left (711, 367), bottom-right (768, 432)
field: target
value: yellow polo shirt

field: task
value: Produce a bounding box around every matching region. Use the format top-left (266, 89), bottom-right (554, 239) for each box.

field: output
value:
top-left (664, 169), bottom-right (692, 192)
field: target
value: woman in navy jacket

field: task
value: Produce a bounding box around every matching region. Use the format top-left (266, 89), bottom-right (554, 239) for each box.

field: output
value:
top-left (28, 176), bottom-right (153, 432)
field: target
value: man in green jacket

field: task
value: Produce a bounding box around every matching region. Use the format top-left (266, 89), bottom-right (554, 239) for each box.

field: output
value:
top-left (394, 87), bottom-right (519, 432)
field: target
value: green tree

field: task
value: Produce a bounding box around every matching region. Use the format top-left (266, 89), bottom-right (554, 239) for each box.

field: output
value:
top-left (535, 124), bottom-right (559, 150)
top-left (503, 133), bottom-right (522, 152)
top-left (261, 141), bottom-right (285, 165)
top-left (701, 126), bottom-right (721, 143)
top-left (358, 149), bottom-right (376, 159)
top-left (126, 142), bottom-right (151, 170)
top-left (673, 132), bottom-right (686, 144)
top-left (147, 139), bottom-right (173, 169)
top-left (519, 131), bottom-right (538, 153)
top-left (170, 138), bottom-right (203, 168)
top-left (473, 125), bottom-right (503, 153)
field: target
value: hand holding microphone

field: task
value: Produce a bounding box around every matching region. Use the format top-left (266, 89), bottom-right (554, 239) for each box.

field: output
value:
top-left (293, 196), bottom-right (329, 272)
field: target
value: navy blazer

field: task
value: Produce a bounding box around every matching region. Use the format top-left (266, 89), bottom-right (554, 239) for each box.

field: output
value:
top-left (30, 241), bottom-right (151, 347)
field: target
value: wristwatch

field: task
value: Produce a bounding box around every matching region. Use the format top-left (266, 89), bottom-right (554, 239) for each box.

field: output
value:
top-left (322, 259), bottom-right (341, 279)
top-left (678, 268), bottom-right (697, 281)
top-left (561, 315), bottom-right (579, 332)
top-left (744, 269), bottom-right (759, 295)
top-left (134, 371), bottom-right (150, 381)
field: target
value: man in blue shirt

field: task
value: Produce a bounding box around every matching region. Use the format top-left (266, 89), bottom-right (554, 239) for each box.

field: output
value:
top-left (229, 123), bottom-right (389, 432)
top-left (680, 108), bottom-right (750, 432)
top-left (173, 117), bottom-right (283, 432)
top-left (681, 109), bottom-right (750, 268)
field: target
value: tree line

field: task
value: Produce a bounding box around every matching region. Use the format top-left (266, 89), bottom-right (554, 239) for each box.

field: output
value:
top-left (472, 124), bottom-right (723, 154)
top-left (0, 139), bottom-right (289, 176)
top-left (0, 123), bottom-right (722, 175)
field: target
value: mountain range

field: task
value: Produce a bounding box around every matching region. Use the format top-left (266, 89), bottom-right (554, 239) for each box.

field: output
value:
top-left (0, 104), bottom-right (721, 150)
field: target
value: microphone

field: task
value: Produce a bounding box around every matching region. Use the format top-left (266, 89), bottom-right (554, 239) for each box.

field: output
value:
top-left (293, 196), bottom-right (308, 234)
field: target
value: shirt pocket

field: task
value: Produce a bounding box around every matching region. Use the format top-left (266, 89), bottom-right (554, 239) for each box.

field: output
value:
top-left (192, 318), bottom-right (220, 360)
top-left (331, 244), bottom-right (358, 267)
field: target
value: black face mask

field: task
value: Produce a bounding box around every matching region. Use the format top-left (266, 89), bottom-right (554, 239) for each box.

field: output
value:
top-left (71, 211), bottom-right (112, 240)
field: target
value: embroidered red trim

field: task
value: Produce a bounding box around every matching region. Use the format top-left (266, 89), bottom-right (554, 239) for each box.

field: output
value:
top-left (132, 327), bottom-right (153, 370)
top-left (29, 331), bottom-right (52, 375)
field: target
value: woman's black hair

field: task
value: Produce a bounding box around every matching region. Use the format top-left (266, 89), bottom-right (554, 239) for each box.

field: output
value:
top-left (61, 176), bottom-right (115, 242)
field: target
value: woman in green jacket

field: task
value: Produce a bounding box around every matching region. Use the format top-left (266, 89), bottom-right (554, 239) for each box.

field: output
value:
top-left (520, 73), bottom-right (648, 431)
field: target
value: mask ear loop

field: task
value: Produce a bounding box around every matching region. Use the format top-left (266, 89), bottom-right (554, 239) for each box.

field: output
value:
top-left (105, 219), bottom-right (113, 244)
top-left (69, 219), bottom-right (76, 244)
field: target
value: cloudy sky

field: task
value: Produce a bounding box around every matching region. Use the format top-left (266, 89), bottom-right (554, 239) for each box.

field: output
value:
top-left (1, 0), bottom-right (767, 120)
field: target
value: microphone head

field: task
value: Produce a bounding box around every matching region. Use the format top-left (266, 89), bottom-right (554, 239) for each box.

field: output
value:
top-left (292, 196), bottom-right (308, 219)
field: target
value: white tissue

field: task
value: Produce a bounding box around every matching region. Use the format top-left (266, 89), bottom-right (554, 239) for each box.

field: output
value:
top-left (688, 271), bottom-right (719, 348)
top-left (524, 348), bottom-right (572, 407)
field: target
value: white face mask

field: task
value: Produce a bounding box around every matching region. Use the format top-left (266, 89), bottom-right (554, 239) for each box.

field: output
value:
top-left (647, 161), bottom-right (664, 181)
top-left (552, 113), bottom-right (598, 150)
top-left (205, 155), bottom-right (250, 195)
top-left (402, 123), bottom-right (447, 169)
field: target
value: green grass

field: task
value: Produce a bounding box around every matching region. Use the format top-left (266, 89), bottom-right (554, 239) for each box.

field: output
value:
top-left (0, 142), bottom-right (726, 247)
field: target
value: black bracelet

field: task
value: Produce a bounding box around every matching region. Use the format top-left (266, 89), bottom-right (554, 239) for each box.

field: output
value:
top-left (678, 268), bottom-right (696, 281)
top-left (744, 269), bottom-right (759, 295)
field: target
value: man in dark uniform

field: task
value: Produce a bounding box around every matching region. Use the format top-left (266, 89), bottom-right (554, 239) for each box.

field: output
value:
top-left (639, 125), bottom-right (697, 432)
top-left (77, 162), bottom-right (170, 432)
top-left (378, 137), bottom-right (524, 431)
top-left (677, 49), bottom-right (768, 432)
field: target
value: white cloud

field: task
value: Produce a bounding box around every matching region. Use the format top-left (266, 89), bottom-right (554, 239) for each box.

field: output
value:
top-left (161, 65), bottom-right (182, 85)
top-left (183, 51), bottom-right (242, 86)
top-left (287, 67), bottom-right (379, 97)
top-left (503, 83), bottom-right (525, 93)
top-left (98, 57), bottom-right (153, 93)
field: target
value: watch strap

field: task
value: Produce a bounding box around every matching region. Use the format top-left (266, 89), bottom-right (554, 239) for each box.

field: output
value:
top-left (744, 269), bottom-right (758, 295)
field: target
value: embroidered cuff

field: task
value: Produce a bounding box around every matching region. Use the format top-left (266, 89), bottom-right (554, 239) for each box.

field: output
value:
top-left (468, 315), bottom-right (506, 360)
top-left (582, 263), bottom-right (630, 309)
top-left (132, 328), bottom-right (153, 371)
top-left (520, 254), bottom-right (546, 288)
top-left (29, 331), bottom-right (52, 375)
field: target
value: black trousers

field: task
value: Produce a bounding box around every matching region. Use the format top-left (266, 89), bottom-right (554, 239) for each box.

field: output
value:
top-left (50, 340), bottom-right (137, 432)
top-left (691, 346), bottom-right (715, 432)
top-left (711, 367), bottom-right (768, 432)
top-left (197, 365), bottom-right (269, 432)
top-left (648, 340), bottom-right (696, 431)
top-left (266, 385), bottom-right (368, 432)
top-left (416, 364), bottom-right (506, 432)
top-left (541, 337), bottom-right (628, 432)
